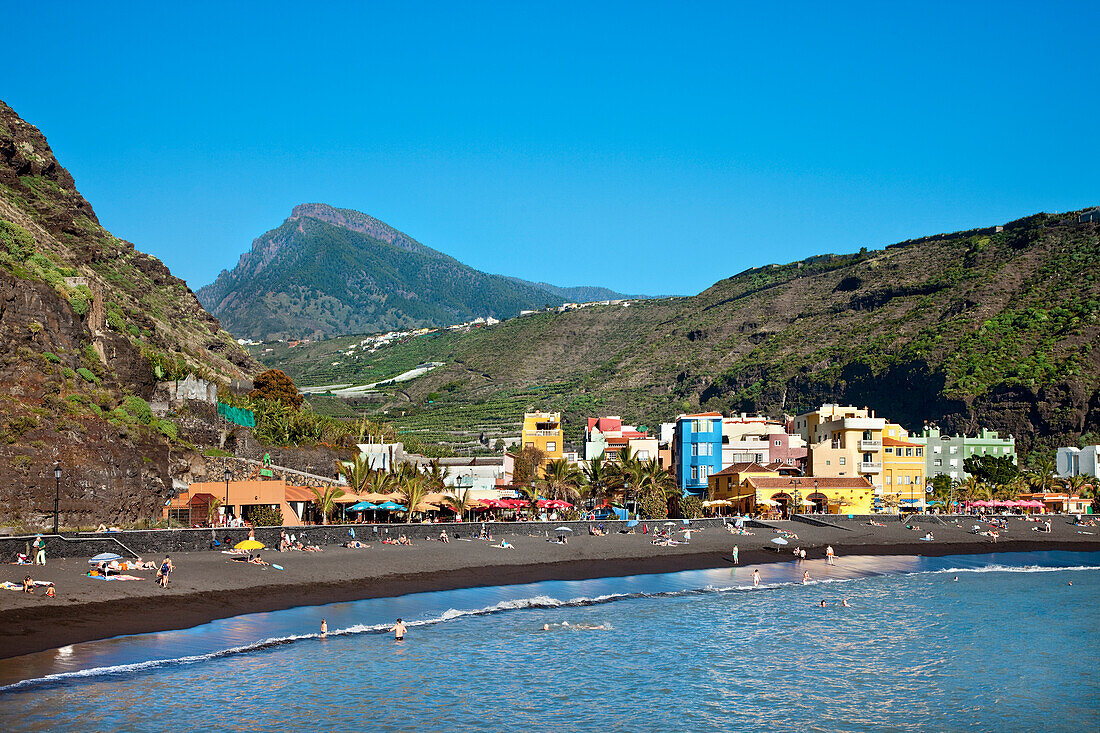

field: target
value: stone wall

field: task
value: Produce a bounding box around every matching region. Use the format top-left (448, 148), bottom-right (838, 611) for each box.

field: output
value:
top-left (0, 518), bottom-right (738, 559)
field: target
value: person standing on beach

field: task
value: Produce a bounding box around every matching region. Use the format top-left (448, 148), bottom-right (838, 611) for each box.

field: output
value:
top-left (392, 618), bottom-right (407, 641)
top-left (732, 545), bottom-right (739, 565)
top-left (826, 546), bottom-right (835, 565)
top-left (33, 535), bottom-right (46, 566)
top-left (752, 569), bottom-right (760, 587)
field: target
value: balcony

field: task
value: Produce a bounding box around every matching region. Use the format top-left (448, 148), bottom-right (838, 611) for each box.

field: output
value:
top-left (859, 439), bottom-right (881, 451)
top-left (527, 429), bottom-right (561, 436)
top-left (859, 461), bottom-right (882, 474)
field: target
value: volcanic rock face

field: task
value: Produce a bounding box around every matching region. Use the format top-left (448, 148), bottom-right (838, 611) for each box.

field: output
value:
top-left (0, 99), bottom-right (260, 528)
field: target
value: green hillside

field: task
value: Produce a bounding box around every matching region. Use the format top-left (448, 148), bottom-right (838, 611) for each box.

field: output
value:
top-left (254, 210), bottom-right (1100, 455)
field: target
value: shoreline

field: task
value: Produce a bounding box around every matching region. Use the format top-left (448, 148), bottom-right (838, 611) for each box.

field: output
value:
top-left (2, 537), bottom-right (1097, 661)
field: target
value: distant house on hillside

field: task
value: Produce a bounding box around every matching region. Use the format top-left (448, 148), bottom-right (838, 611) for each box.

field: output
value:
top-left (1078, 207), bottom-right (1099, 223)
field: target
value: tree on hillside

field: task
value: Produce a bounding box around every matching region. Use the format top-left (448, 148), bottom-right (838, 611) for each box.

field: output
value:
top-left (963, 454), bottom-right (1019, 487)
top-left (249, 369), bottom-right (304, 408)
top-left (512, 445), bottom-right (546, 488)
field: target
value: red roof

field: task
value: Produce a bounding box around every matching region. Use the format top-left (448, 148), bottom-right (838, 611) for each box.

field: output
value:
top-left (681, 412), bottom-right (723, 418)
top-left (711, 462), bottom-right (773, 477)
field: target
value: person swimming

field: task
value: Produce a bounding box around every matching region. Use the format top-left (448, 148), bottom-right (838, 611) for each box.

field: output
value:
top-left (819, 600), bottom-right (827, 607)
top-left (393, 618), bottom-right (407, 641)
top-left (953, 576), bottom-right (959, 582)
top-left (802, 570), bottom-right (810, 584)
top-left (841, 598), bottom-right (850, 607)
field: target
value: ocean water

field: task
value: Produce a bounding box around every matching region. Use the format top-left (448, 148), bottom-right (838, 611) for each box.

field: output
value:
top-left (1, 551), bottom-right (1097, 732)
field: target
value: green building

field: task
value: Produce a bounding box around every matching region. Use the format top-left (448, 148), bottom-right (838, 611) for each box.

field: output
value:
top-left (912, 427), bottom-right (1017, 484)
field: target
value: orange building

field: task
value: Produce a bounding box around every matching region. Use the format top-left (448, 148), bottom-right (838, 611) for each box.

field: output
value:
top-left (165, 479), bottom-right (317, 527)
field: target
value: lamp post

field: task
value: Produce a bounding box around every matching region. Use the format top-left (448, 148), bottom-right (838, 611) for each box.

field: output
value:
top-left (53, 463), bottom-right (61, 535)
top-left (624, 482), bottom-right (631, 521)
top-left (223, 467), bottom-right (231, 527)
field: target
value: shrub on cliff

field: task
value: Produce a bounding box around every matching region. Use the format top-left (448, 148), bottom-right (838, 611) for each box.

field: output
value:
top-left (249, 369), bottom-right (303, 408)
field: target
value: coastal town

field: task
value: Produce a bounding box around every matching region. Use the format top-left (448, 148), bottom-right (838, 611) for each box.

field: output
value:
top-left (164, 399), bottom-right (1097, 529)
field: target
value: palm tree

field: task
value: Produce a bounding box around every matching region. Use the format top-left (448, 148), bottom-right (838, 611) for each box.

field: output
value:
top-left (519, 482), bottom-right (541, 512)
top-left (442, 486), bottom-right (474, 522)
top-left (424, 459), bottom-right (451, 492)
top-left (207, 497), bottom-right (222, 526)
top-left (337, 453), bottom-right (375, 495)
top-left (398, 474), bottom-right (430, 525)
top-left (309, 486), bottom-right (345, 525)
top-left (541, 459), bottom-right (584, 502)
top-left (1028, 456), bottom-right (1057, 493)
top-left (583, 455), bottom-right (613, 508)
top-left (363, 468), bottom-right (396, 497)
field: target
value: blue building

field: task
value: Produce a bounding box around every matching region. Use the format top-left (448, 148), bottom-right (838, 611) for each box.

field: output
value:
top-left (673, 412), bottom-right (724, 495)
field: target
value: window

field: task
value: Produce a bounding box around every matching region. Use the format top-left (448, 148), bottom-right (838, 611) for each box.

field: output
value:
top-left (546, 442), bottom-right (556, 453)
top-left (839, 457), bottom-right (846, 465)
top-left (915, 448), bottom-right (923, 457)
top-left (691, 466), bottom-right (698, 480)
top-left (933, 445), bottom-right (941, 454)
top-left (905, 448), bottom-right (913, 457)
top-left (774, 440), bottom-right (781, 446)
top-left (950, 446), bottom-right (958, 454)
top-left (949, 459), bottom-right (958, 467)
top-left (525, 442), bottom-right (534, 449)
top-left (886, 476), bottom-right (892, 485)
top-left (885, 447), bottom-right (894, 454)
top-left (699, 466), bottom-right (709, 480)
top-left (692, 419), bottom-right (702, 432)
top-left (691, 444), bottom-right (699, 457)
top-left (934, 459), bottom-right (942, 467)
top-left (637, 450), bottom-right (649, 460)
top-left (825, 460), bottom-right (831, 466)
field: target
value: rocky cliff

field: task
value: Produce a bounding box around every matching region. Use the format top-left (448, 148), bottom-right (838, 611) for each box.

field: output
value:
top-left (0, 100), bottom-right (260, 528)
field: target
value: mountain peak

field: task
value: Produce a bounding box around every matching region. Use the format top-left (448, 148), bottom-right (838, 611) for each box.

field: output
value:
top-left (288, 203), bottom-right (428, 254)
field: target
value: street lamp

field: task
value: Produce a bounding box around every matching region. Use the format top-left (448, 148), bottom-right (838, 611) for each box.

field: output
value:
top-left (223, 467), bottom-right (231, 526)
top-left (624, 482), bottom-right (631, 521)
top-left (53, 463), bottom-right (61, 535)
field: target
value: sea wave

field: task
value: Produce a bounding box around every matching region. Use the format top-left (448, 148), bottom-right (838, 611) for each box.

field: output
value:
top-left (3, 561), bottom-right (1096, 692)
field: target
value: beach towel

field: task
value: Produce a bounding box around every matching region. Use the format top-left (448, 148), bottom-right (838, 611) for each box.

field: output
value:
top-left (86, 573), bottom-right (144, 581)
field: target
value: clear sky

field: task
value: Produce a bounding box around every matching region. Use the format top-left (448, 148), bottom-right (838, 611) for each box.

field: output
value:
top-left (5, 1), bottom-right (1097, 296)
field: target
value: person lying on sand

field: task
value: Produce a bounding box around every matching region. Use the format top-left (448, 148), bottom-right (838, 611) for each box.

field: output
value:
top-left (343, 540), bottom-right (370, 548)
top-left (247, 555), bottom-right (269, 565)
top-left (494, 539), bottom-right (514, 549)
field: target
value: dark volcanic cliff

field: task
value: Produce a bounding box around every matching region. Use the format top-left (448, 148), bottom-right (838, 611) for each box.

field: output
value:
top-left (0, 100), bottom-right (259, 528)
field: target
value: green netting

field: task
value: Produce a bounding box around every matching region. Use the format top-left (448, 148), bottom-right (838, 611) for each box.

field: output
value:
top-left (217, 402), bottom-right (256, 427)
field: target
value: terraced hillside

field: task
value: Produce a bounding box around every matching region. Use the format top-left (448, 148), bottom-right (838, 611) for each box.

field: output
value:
top-left (254, 210), bottom-right (1100, 455)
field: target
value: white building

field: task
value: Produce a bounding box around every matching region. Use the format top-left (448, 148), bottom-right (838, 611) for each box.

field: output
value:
top-left (1057, 445), bottom-right (1100, 478)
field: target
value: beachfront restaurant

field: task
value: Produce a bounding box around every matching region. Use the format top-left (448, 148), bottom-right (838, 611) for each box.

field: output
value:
top-left (165, 479), bottom-right (316, 527)
top-left (744, 476), bottom-right (877, 516)
top-left (1016, 493), bottom-right (1093, 514)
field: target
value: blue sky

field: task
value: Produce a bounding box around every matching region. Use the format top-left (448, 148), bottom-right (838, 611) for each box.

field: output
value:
top-left (5, 1), bottom-right (1097, 296)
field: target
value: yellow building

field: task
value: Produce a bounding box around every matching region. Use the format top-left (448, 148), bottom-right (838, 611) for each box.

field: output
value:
top-left (521, 411), bottom-right (564, 461)
top-left (882, 422), bottom-right (926, 511)
top-left (792, 404), bottom-right (885, 493)
top-left (745, 476), bottom-right (877, 515)
top-left (708, 462), bottom-right (780, 508)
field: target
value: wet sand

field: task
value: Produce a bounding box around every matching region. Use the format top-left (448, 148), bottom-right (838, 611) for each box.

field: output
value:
top-left (2, 516), bottom-right (1097, 660)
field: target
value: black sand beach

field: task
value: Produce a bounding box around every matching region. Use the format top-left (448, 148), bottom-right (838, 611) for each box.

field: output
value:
top-left (2, 516), bottom-right (1097, 660)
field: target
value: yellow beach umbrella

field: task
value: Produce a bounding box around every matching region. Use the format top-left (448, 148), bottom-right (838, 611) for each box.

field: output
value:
top-left (234, 540), bottom-right (265, 551)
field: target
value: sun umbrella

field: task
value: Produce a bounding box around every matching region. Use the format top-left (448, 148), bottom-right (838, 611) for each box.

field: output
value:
top-left (348, 501), bottom-right (378, 512)
top-left (376, 501), bottom-right (406, 511)
top-left (235, 540), bottom-right (265, 551)
top-left (89, 552), bottom-right (122, 563)
top-left (681, 519), bottom-right (691, 525)
top-left (554, 526), bottom-right (574, 532)
top-left (770, 537), bottom-right (789, 546)
top-left (664, 521), bottom-right (677, 526)
top-left (626, 519), bottom-right (640, 527)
